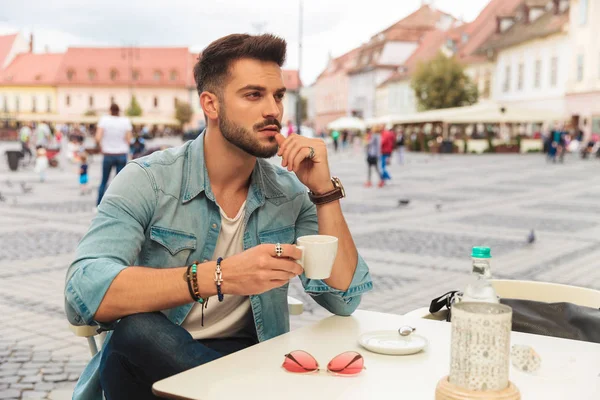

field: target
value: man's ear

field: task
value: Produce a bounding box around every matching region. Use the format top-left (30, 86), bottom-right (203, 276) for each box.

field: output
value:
top-left (200, 92), bottom-right (219, 120)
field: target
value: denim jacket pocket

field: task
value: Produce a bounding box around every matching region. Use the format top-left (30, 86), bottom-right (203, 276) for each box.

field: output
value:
top-left (258, 225), bottom-right (296, 245)
top-left (149, 226), bottom-right (197, 256)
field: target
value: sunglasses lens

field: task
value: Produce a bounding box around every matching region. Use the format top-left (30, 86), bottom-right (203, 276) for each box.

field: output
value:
top-left (327, 351), bottom-right (364, 375)
top-left (282, 350), bottom-right (319, 373)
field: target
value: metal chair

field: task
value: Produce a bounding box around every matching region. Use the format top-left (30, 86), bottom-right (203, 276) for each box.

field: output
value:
top-left (71, 296), bottom-right (304, 356)
top-left (403, 279), bottom-right (600, 321)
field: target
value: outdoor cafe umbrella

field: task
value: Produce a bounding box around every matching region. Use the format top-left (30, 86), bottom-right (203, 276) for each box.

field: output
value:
top-left (327, 116), bottom-right (366, 131)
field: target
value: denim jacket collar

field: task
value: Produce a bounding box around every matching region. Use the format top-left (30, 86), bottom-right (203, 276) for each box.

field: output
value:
top-left (181, 132), bottom-right (285, 204)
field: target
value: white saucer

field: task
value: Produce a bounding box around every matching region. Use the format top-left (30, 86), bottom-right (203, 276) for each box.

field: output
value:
top-left (358, 330), bottom-right (428, 355)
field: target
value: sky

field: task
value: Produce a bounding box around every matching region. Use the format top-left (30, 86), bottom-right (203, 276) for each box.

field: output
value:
top-left (0, 0), bottom-right (490, 85)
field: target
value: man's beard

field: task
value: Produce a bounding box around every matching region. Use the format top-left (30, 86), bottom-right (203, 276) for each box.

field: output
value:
top-left (219, 107), bottom-right (280, 158)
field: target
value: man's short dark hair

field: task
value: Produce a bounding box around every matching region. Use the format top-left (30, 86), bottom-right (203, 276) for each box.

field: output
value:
top-left (110, 103), bottom-right (119, 116)
top-left (193, 34), bottom-right (287, 97)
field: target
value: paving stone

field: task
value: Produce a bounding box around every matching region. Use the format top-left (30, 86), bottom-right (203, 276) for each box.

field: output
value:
top-left (40, 368), bottom-right (62, 375)
top-left (0, 389), bottom-right (20, 399)
top-left (21, 391), bottom-right (48, 399)
top-left (21, 375), bottom-right (42, 384)
top-left (34, 382), bottom-right (54, 391)
top-left (0, 377), bottom-right (18, 385)
top-left (17, 369), bottom-right (40, 377)
top-left (0, 364), bottom-right (21, 371)
top-left (43, 374), bottom-right (68, 383)
top-left (9, 382), bottom-right (34, 390)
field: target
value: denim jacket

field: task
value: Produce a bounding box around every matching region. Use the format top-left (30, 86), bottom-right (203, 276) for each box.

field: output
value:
top-left (64, 133), bottom-right (373, 400)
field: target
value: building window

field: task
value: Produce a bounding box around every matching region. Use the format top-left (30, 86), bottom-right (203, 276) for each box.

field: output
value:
top-left (132, 69), bottom-right (140, 81)
top-left (2, 96), bottom-right (7, 112)
top-left (483, 70), bottom-right (491, 98)
top-left (66, 95), bottom-right (70, 107)
top-left (170, 70), bottom-right (178, 81)
top-left (580, 0), bottom-right (588, 25)
top-left (577, 54), bottom-right (584, 82)
top-left (110, 96), bottom-right (115, 105)
top-left (110, 69), bottom-right (119, 81)
top-left (89, 95), bottom-right (94, 108)
top-left (550, 56), bottom-right (558, 87)
top-left (46, 96), bottom-right (51, 112)
top-left (154, 70), bottom-right (163, 81)
top-left (66, 69), bottom-right (76, 81)
top-left (88, 69), bottom-right (97, 81)
top-left (174, 97), bottom-right (178, 108)
top-left (534, 60), bottom-right (541, 89)
top-left (517, 63), bottom-right (524, 91)
top-left (461, 33), bottom-right (469, 43)
top-left (32, 96), bottom-right (36, 113)
top-left (15, 96), bottom-right (19, 112)
top-left (154, 96), bottom-right (158, 108)
top-left (503, 65), bottom-right (511, 92)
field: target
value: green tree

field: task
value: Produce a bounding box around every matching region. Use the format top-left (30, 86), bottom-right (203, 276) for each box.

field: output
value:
top-left (175, 101), bottom-right (193, 128)
top-left (126, 95), bottom-right (143, 117)
top-left (411, 52), bottom-right (478, 111)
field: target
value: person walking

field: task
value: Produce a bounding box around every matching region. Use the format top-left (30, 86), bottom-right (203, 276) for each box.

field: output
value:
top-left (331, 129), bottom-right (340, 152)
top-left (365, 128), bottom-right (383, 187)
top-left (19, 122), bottom-right (33, 165)
top-left (95, 103), bottom-right (133, 206)
top-left (395, 127), bottom-right (405, 165)
top-left (380, 126), bottom-right (394, 181)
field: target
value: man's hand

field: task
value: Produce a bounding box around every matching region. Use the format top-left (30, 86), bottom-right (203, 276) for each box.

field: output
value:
top-left (221, 244), bottom-right (304, 296)
top-left (276, 133), bottom-right (334, 194)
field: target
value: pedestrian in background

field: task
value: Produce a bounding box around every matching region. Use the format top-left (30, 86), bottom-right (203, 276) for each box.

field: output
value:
top-left (331, 129), bottom-right (340, 152)
top-left (395, 127), bottom-right (405, 165)
top-left (95, 103), bottom-right (133, 206)
top-left (380, 126), bottom-right (395, 182)
top-left (19, 122), bottom-right (33, 165)
top-left (79, 153), bottom-right (90, 195)
top-left (34, 146), bottom-right (49, 182)
top-left (365, 128), bottom-right (383, 187)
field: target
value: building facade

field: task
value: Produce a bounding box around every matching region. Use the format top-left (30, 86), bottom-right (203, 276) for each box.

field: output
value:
top-left (479, 1), bottom-right (570, 117)
top-left (566, 0), bottom-right (600, 137)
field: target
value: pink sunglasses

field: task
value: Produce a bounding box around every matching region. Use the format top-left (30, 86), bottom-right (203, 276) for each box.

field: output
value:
top-left (282, 350), bottom-right (366, 376)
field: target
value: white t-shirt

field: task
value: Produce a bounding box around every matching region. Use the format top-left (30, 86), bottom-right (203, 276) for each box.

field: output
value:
top-left (98, 115), bottom-right (132, 155)
top-left (181, 201), bottom-right (253, 340)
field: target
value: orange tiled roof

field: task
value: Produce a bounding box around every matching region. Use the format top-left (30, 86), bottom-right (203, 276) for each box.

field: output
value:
top-left (56, 47), bottom-right (193, 87)
top-left (477, 4), bottom-right (569, 53)
top-left (0, 33), bottom-right (18, 68)
top-left (316, 47), bottom-right (361, 81)
top-left (1, 53), bottom-right (64, 85)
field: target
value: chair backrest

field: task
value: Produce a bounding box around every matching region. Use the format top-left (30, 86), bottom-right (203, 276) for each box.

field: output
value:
top-left (491, 279), bottom-right (600, 308)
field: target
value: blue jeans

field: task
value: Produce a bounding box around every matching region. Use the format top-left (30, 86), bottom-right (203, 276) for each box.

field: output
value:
top-left (97, 154), bottom-right (128, 206)
top-left (99, 312), bottom-right (258, 400)
top-left (381, 154), bottom-right (391, 180)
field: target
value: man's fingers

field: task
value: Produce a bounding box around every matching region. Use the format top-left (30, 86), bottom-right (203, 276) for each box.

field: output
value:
top-left (268, 271), bottom-right (297, 281)
top-left (291, 148), bottom-right (311, 172)
top-left (275, 133), bottom-right (286, 147)
top-left (270, 258), bottom-right (304, 276)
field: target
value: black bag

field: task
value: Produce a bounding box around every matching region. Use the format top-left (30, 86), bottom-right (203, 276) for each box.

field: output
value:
top-left (429, 291), bottom-right (600, 344)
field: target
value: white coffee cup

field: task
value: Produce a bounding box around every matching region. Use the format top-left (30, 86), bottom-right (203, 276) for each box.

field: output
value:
top-left (296, 235), bottom-right (338, 279)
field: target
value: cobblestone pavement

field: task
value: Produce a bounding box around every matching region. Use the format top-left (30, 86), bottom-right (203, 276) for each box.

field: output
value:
top-left (1, 140), bottom-right (600, 399)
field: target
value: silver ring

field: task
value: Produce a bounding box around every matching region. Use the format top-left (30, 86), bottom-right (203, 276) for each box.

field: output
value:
top-left (307, 147), bottom-right (315, 159)
top-left (275, 243), bottom-right (283, 257)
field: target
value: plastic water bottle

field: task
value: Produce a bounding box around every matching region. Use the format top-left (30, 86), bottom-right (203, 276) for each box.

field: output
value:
top-left (460, 246), bottom-right (499, 303)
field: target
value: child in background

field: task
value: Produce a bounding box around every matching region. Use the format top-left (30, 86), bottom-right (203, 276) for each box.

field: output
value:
top-left (79, 153), bottom-right (89, 195)
top-left (34, 146), bottom-right (49, 182)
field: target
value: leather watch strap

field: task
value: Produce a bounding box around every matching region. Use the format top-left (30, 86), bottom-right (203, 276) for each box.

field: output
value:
top-left (308, 177), bottom-right (345, 205)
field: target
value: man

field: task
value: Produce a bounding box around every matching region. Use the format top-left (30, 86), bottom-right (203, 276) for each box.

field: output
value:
top-left (380, 125), bottom-right (395, 182)
top-left (65, 34), bottom-right (372, 400)
top-left (95, 103), bottom-right (133, 206)
top-left (34, 121), bottom-right (52, 148)
top-left (19, 122), bottom-right (33, 164)
top-left (395, 127), bottom-right (405, 165)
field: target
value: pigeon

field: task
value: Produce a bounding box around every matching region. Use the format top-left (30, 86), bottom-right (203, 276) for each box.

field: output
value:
top-left (20, 182), bottom-right (32, 194)
top-left (398, 199), bottom-right (410, 206)
top-left (435, 203), bottom-right (442, 212)
top-left (0, 192), bottom-right (5, 202)
top-left (527, 229), bottom-right (535, 244)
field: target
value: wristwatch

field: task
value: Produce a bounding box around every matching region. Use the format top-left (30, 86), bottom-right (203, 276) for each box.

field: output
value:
top-left (308, 177), bottom-right (346, 205)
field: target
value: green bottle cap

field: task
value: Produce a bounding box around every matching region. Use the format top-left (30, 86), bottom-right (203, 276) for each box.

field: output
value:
top-left (471, 246), bottom-right (491, 259)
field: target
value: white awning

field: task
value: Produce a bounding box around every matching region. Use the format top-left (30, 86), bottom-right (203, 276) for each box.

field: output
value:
top-left (327, 116), bottom-right (366, 131)
top-left (388, 102), bottom-right (568, 125)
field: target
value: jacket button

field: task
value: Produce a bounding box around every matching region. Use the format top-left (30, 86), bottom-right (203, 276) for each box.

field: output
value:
top-left (212, 223), bottom-right (217, 229)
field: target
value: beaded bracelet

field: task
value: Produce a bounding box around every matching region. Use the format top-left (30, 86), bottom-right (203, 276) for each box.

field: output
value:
top-left (185, 261), bottom-right (204, 304)
top-left (215, 257), bottom-right (224, 302)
